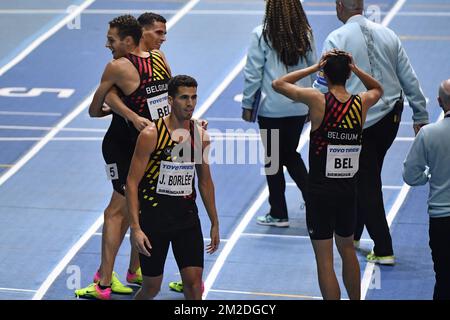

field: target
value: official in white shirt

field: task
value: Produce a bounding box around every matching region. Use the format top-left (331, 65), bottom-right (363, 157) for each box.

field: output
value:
top-left (314, 0), bottom-right (429, 264)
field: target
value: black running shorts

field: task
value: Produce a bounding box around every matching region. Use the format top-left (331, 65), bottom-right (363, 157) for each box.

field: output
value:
top-left (139, 221), bottom-right (204, 277)
top-left (101, 133), bottom-right (132, 196)
top-left (306, 192), bottom-right (356, 240)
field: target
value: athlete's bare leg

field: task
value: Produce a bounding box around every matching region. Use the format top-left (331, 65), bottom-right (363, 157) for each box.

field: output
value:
top-left (180, 267), bottom-right (203, 300)
top-left (134, 275), bottom-right (163, 299)
top-left (335, 234), bottom-right (360, 300)
top-left (128, 240), bottom-right (140, 273)
top-left (311, 238), bottom-right (341, 300)
top-left (98, 191), bottom-right (128, 286)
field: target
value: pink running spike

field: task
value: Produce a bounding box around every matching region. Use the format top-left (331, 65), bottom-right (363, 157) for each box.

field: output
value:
top-left (95, 284), bottom-right (112, 300)
top-left (93, 271), bottom-right (101, 283)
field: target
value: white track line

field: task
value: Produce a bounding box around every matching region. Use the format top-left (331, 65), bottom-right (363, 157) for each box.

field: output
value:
top-left (395, 137), bottom-right (414, 142)
top-left (0, 111), bottom-right (62, 117)
top-left (208, 288), bottom-right (324, 300)
top-left (241, 232), bottom-right (373, 242)
top-left (287, 182), bottom-right (402, 190)
top-left (206, 117), bottom-right (244, 122)
top-left (31, 0), bottom-right (199, 300)
top-left (0, 125), bottom-right (106, 132)
top-left (0, 0), bottom-right (95, 76)
top-left (92, 232), bottom-right (229, 243)
top-left (0, 287), bottom-right (37, 293)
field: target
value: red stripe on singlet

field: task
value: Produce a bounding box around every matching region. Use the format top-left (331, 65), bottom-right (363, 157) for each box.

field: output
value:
top-left (141, 56), bottom-right (148, 74)
top-left (323, 94), bottom-right (338, 124)
top-left (135, 55), bottom-right (143, 75)
top-left (335, 97), bottom-right (354, 124)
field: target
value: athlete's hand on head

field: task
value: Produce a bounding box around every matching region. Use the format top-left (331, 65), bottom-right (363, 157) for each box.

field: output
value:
top-left (206, 225), bottom-right (220, 254)
top-left (131, 228), bottom-right (152, 257)
top-left (345, 52), bottom-right (357, 72)
top-left (317, 51), bottom-right (335, 70)
top-left (132, 115), bottom-right (152, 132)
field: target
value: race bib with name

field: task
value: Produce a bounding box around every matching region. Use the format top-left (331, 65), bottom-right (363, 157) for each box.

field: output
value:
top-left (326, 145), bottom-right (361, 178)
top-left (157, 161), bottom-right (195, 196)
top-left (147, 93), bottom-right (170, 120)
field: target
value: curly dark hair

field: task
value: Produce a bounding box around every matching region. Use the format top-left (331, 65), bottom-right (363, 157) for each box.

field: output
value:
top-left (108, 15), bottom-right (142, 45)
top-left (262, 0), bottom-right (312, 66)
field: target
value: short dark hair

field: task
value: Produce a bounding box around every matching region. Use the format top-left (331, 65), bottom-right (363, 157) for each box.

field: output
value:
top-left (323, 54), bottom-right (351, 85)
top-left (138, 12), bottom-right (166, 27)
top-left (168, 75), bottom-right (198, 97)
top-left (108, 15), bottom-right (142, 45)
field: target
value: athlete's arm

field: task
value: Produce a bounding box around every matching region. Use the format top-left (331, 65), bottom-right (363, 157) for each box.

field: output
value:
top-left (105, 86), bottom-right (152, 131)
top-left (195, 128), bottom-right (220, 254)
top-left (88, 61), bottom-right (120, 117)
top-left (126, 124), bottom-right (158, 256)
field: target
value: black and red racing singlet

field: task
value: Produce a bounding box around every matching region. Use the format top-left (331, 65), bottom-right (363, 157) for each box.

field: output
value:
top-left (308, 92), bottom-right (363, 194)
top-left (121, 51), bottom-right (171, 138)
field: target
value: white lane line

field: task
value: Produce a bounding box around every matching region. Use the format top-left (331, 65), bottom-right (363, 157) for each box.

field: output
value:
top-left (92, 232), bottom-right (229, 243)
top-left (0, 125), bottom-right (106, 132)
top-left (0, 287), bottom-right (37, 293)
top-left (31, 0), bottom-right (199, 300)
top-left (203, 123), bottom-right (311, 299)
top-left (0, 111), bottom-right (62, 117)
top-left (194, 56), bottom-right (247, 119)
top-left (0, 0), bottom-right (95, 76)
top-left (395, 137), bottom-right (414, 142)
top-left (206, 117), bottom-right (244, 122)
top-left (361, 0), bottom-right (408, 300)
top-left (382, 185), bottom-right (403, 190)
top-left (166, 0), bottom-right (199, 29)
top-left (208, 288), bottom-right (324, 300)
top-left (382, 0), bottom-right (407, 26)
top-left (241, 232), bottom-right (373, 242)
top-left (286, 182), bottom-right (403, 190)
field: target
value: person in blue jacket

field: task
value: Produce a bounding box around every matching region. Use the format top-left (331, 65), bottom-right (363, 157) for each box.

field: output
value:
top-left (242, 0), bottom-right (317, 227)
top-left (403, 79), bottom-right (450, 300)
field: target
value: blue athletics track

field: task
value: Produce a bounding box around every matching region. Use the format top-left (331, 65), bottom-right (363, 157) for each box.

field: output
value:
top-left (0, 0), bottom-right (449, 301)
